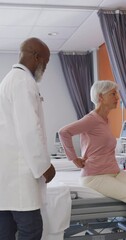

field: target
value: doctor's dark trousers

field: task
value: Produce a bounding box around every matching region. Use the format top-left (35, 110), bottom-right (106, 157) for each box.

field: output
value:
top-left (0, 209), bottom-right (43, 240)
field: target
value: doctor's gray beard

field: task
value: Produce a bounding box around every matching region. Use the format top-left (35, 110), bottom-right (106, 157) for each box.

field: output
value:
top-left (34, 64), bottom-right (44, 82)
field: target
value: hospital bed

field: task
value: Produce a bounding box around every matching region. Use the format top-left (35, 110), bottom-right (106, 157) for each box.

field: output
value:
top-left (42, 157), bottom-right (126, 240)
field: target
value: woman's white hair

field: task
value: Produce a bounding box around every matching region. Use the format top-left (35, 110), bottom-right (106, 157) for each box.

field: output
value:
top-left (90, 80), bottom-right (118, 105)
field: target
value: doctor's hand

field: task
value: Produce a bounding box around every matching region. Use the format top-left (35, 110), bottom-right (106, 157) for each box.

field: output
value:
top-left (43, 164), bottom-right (56, 183)
top-left (73, 157), bottom-right (85, 168)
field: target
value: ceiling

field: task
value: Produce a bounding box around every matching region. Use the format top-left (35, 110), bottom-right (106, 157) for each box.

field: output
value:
top-left (0, 0), bottom-right (126, 54)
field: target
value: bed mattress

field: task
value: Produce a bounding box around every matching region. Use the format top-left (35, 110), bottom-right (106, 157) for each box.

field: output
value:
top-left (48, 169), bottom-right (109, 201)
top-left (50, 157), bottom-right (126, 203)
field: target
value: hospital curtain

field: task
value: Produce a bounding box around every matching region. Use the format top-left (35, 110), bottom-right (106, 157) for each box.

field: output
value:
top-left (59, 51), bottom-right (94, 119)
top-left (98, 9), bottom-right (126, 107)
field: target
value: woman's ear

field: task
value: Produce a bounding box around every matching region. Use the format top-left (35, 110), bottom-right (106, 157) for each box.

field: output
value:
top-left (99, 93), bottom-right (103, 102)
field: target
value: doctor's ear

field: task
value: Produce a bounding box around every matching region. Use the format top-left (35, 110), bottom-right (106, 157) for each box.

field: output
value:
top-left (34, 52), bottom-right (39, 61)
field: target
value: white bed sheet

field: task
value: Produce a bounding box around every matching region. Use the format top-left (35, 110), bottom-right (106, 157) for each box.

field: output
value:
top-left (41, 184), bottom-right (71, 240)
top-left (48, 170), bottom-right (106, 199)
top-left (41, 158), bottom-right (111, 240)
top-left (41, 171), bottom-right (107, 240)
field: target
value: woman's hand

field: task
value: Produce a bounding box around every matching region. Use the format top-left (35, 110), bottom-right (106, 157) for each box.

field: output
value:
top-left (73, 157), bottom-right (86, 168)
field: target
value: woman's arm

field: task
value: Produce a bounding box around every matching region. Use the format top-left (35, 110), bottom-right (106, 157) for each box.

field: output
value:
top-left (59, 114), bottom-right (92, 161)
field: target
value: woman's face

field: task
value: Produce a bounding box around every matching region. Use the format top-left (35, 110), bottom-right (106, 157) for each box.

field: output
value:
top-left (100, 88), bottom-right (119, 109)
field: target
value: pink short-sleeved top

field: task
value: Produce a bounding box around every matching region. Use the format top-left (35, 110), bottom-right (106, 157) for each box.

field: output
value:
top-left (59, 111), bottom-right (120, 176)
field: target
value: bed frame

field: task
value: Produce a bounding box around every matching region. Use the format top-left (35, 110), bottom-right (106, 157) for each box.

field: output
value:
top-left (64, 194), bottom-right (126, 240)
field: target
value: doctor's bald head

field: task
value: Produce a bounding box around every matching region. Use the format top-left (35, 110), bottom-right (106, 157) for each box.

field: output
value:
top-left (19, 37), bottom-right (50, 82)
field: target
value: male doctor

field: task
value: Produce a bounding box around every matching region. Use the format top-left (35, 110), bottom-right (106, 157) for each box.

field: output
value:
top-left (0, 38), bottom-right (55, 240)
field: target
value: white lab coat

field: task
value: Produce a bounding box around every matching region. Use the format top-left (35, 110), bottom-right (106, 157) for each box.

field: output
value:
top-left (0, 64), bottom-right (51, 210)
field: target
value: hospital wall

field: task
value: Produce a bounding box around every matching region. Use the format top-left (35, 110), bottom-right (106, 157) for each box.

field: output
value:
top-left (98, 43), bottom-right (125, 137)
top-left (0, 53), bottom-right (80, 155)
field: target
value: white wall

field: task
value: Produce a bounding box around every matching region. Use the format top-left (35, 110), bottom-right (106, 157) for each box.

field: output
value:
top-left (0, 53), bottom-right (18, 79)
top-left (0, 53), bottom-right (80, 155)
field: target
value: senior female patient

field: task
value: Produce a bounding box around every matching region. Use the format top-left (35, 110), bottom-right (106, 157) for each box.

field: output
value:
top-left (59, 80), bottom-right (126, 203)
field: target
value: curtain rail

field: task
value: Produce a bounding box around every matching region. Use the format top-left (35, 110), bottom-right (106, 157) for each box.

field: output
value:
top-left (60, 51), bottom-right (90, 55)
top-left (0, 3), bottom-right (125, 11)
